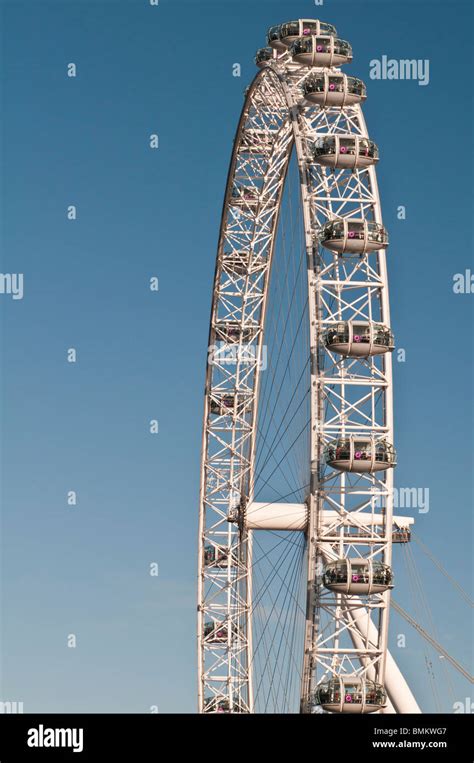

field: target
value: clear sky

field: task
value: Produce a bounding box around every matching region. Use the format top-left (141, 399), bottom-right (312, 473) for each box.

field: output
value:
top-left (0, 0), bottom-right (472, 713)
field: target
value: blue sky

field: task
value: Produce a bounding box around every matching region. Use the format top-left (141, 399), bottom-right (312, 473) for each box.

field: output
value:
top-left (0, 0), bottom-right (472, 713)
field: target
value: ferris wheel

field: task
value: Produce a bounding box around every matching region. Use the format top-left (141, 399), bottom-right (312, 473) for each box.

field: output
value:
top-left (197, 18), bottom-right (422, 714)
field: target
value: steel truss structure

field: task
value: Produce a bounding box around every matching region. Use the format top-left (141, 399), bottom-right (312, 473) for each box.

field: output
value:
top-left (198, 22), bottom-right (421, 715)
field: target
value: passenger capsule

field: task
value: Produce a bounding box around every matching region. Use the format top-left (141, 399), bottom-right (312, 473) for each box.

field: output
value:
top-left (203, 621), bottom-right (236, 644)
top-left (267, 19), bottom-right (337, 50)
top-left (221, 252), bottom-right (267, 275)
top-left (319, 219), bottom-right (388, 254)
top-left (267, 23), bottom-right (287, 51)
top-left (209, 393), bottom-right (235, 416)
top-left (323, 321), bottom-right (394, 357)
top-left (290, 36), bottom-right (352, 67)
top-left (215, 322), bottom-right (256, 344)
top-left (210, 392), bottom-right (253, 416)
top-left (303, 72), bottom-right (366, 107)
top-left (313, 136), bottom-right (379, 169)
top-left (314, 678), bottom-right (387, 714)
top-left (230, 184), bottom-right (261, 207)
top-left (392, 528), bottom-right (411, 543)
top-left (323, 558), bottom-right (393, 595)
top-left (239, 129), bottom-right (274, 155)
top-left (325, 436), bottom-right (396, 473)
top-left (255, 47), bottom-right (276, 68)
top-left (203, 697), bottom-right (243, 714)
top-left (203, 697), bottom-right (231, 713)
top-left (204, 544), bottom-right (235, 568)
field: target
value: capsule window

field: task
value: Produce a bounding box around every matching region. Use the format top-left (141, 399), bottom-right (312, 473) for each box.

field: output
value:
top-left (281, 21), bottom-right (300, 37)
top-left (350, 563), bottom-right (369, 582)
top-left (339, 137), bottom-right (356, 155)
top-left (354, 441), bottom-right (370, 459)
top-left (348, 76), bottom-right (365, 96)
top-left (267, 25), bottom-right (280, 42)
top-left (314, 36), bottom-right (331, 53)
top-left (359, 138), bottom-right (378, 158)
top-left (301, 22), bottom-right (317, 35)
top-left (326, 325), bottom-right (349, 345)
top-left (336, 40), bottom-right (352, 56)
top-left (309, 75), bottom-right (325, 92)
top-left (320, 22), bottom-right (337, 35)
top-left (347, 221), bottom-right (365, 239)
top-left (328, 75), bottom-right (344, 92)
top-left (352, 324), bottom-right (370, 340)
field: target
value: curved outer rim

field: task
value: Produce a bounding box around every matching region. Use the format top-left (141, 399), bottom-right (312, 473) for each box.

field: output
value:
top-left (198, 68), bottom-right (293, 714)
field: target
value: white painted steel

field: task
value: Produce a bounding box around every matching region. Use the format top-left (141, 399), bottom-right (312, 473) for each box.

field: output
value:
top-left (245, 502), bottom-right (308, 531)
top-left (198, 19), bottom-right (418, 714)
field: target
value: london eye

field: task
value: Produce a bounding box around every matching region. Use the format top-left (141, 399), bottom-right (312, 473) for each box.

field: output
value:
top-left (197, 18), bottom-right (469, 714)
